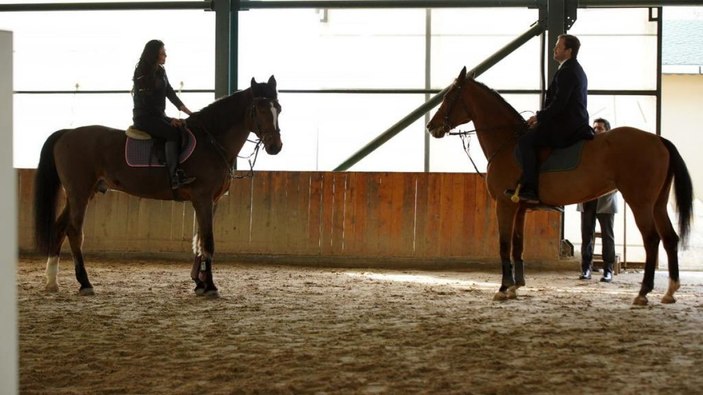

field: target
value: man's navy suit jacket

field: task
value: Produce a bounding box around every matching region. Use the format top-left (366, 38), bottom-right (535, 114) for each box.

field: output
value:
top-left (536, 58), bottom-right (594, 147)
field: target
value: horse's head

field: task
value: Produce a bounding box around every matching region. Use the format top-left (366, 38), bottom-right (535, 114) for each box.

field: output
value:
top-left (249, 75), bottom-right (283, 155)
top-left (427, 66), bottom-right (473, 139)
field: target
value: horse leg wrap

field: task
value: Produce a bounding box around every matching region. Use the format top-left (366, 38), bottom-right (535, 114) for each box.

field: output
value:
top-left (191, 255), bottom-right (201, 281)
top-left (500, 260), bottom-right (515, 290)
top-left (198, 258), bottom-right (211, 283)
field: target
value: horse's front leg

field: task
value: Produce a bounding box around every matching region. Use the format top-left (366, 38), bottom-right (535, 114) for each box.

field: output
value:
top-left (190, 251), bottom-right (206, 295)
top-left (507, 206), bottom-right (528, 299)
top-left (192, 199), bottom-right (218, 297)
top-left (494, 199), bottom-right (518, 301)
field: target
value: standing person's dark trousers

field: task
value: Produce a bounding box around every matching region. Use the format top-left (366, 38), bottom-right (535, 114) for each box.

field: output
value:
top-left (579, 194), bottom-right (617, 282)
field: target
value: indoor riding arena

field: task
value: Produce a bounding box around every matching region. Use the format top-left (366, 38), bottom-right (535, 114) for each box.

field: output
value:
top-left (4, 1), bottom-right (703, 394)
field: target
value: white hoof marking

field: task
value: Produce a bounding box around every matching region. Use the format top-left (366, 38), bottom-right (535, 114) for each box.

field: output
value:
top-left (507, 287), bottom-right (518, 299)
top-left (45, 256), bottom-right (59, 291)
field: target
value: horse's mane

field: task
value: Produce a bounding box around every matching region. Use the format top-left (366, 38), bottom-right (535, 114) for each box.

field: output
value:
top-left (469, 78), bottom-right (528, 127)
top-left (189, 88), bottom-right (252, 135)
top-left (188, 80), bottom-right (278, 136)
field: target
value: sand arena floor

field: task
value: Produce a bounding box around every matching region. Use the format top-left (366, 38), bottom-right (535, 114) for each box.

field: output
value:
top-left (17, 256), bottom-right (703, 394)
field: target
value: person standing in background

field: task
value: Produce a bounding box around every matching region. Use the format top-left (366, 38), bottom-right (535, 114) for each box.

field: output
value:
top-left (578, 118), bottom-right (618, 282)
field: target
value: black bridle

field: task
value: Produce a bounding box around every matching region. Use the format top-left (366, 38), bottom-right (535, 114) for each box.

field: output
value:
top-left (249, 97), bottom-right (281, 138)
top-left (192, 97), bottom-right (280, 180)
top-left (442, 79), bottom-right (473, 134)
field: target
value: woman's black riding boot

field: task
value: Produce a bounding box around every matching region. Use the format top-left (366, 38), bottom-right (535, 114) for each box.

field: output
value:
top-left (165, 141), bottom-right (195, 189)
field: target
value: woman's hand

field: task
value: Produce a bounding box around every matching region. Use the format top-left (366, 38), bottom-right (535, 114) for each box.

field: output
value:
top-left (527, 115), bottom-right (538, 128)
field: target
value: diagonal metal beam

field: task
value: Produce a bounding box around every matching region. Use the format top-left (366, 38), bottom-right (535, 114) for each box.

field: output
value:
top-left (334, 21), bottom-right (546, 171)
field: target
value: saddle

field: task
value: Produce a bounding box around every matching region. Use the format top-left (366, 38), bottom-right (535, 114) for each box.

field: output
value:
top-left (515, 139), bottom-right (587, 173)
top-left (507, 140), bottom-right (588, 210)
top-left (124, 126), bottom-right (197, 168)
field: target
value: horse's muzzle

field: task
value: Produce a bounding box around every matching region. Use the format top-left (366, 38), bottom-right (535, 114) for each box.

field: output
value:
top-left (265, 143), bottom-right (282, 155)
top-left (261, 131), bottom-right (283, 155)
top-left (427, 126), bottom-right (446, 139)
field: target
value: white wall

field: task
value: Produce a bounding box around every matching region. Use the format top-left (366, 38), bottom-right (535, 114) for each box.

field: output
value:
top-left (0, 29), bottom-right (18, 395)
top-left (662, 74), bottom-right (703, 200)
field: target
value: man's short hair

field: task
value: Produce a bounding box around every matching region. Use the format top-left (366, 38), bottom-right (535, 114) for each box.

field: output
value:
top-left (559, 34), bottom-right (581, 59)
top-left (593, 117), bottom-right (611, 131)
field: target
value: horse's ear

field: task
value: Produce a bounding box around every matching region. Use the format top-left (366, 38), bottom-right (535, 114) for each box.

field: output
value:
top-left (250, 77), bottom-right (257, 88)
top-left (268, 75), bottom-right (276, 90)
top-left (458, 66), bottom-right (467, 81)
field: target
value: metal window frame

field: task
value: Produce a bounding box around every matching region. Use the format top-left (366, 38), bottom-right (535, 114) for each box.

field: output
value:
top-left (2, 0), bottom-right (697, 170)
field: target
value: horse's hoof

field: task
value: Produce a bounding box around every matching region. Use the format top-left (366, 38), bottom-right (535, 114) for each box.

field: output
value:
top-left (204, 289), bottom-right (219, 298)
top-left (194, 287), bottom-right (206, 296)
top-left (507, 287), bottom-right (518, 299)
top-left (45, 283), bottom-right (59, 292)
top-left (79, 288), bottom-right (95, 296)
top-left (493, 291), bottom-right (508, 301)
top-left (632, 295), bottom-right (648, 306)
top-left (661, 295), bottom-right (677, 304)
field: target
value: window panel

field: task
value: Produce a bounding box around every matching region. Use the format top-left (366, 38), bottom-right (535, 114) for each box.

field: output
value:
top-left (570, 8), bottom-right (658, 90)
top-left (2, 10), bottom-right (214, 91)
top-left (237, 9), bottom-right (426, 90)
top-left (247, 92), bottom-right (425, 172)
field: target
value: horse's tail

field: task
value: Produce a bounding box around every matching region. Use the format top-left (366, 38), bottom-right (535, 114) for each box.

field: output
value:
top-left (661, 137), bottom-right (694, 247)
top-left (33, 130), bottom-right (68, 254)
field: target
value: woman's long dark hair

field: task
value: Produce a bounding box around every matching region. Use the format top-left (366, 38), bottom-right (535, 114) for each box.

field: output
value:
top-left (133, 39), bottom-right (164, 91)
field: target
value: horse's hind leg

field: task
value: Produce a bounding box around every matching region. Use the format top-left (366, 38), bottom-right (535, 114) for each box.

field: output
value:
top-left (654, 192), bottom-right (681, 304)
top-left (629, 204), bottom-right (660, 306)
top-left (65, 195), bottom-right (94, 295)
top-left (45, 206), bottom-right (70, 292)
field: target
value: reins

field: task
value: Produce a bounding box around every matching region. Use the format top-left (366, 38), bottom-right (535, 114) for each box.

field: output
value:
top-left (443, 79), bottom-right (532, 176)
top-left (447, 121), bottom-right (528, 178)
top-left (448, 129), bottom-right (483, 176)
top-left (233, 139), bottom-right (263, 179)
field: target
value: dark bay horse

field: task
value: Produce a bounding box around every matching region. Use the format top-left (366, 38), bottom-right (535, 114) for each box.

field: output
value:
top-left (34, 76), bottom-right (282, 296)
top-left (427, 67), bottom-right (693, 305)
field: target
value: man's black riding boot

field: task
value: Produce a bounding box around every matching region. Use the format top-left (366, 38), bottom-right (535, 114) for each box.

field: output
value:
top-left (165, 141), bottom-right (195, 189)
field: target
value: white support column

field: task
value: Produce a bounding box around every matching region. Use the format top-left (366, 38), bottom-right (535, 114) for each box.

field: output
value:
top-left (0, 29), bottom-right (18, 395)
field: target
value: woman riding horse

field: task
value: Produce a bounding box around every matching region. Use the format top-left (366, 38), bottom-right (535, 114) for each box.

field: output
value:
top-left (34, 75), bottom-right (282, 297)
top-left (132, 39), bottom-right (195, 189)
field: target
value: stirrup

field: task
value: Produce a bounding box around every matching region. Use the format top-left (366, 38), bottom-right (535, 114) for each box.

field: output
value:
top-left (171, 169), bottom-right (196, 189)
top-left (504, 184), bottom-right (540, 205)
